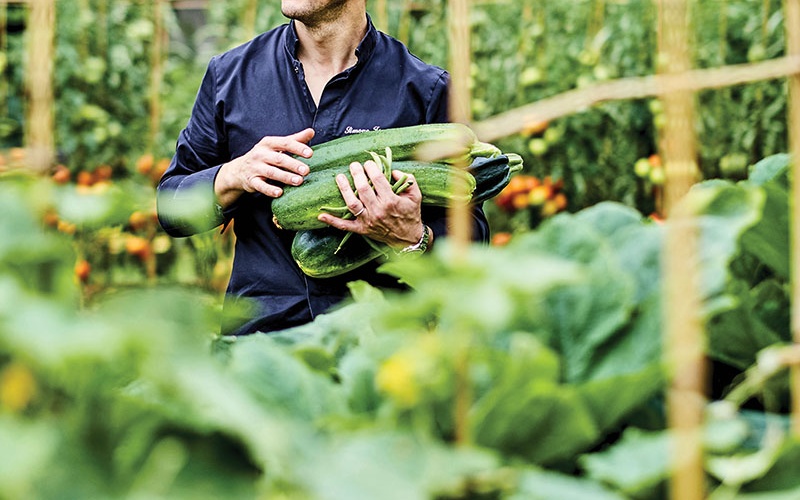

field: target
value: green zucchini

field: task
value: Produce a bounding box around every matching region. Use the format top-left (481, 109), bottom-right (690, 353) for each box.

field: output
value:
top-left (297, 123), bottom-right (498, 170)
top-left (468, 153), bottom-right (524, 203)
top-left (272, 160), bottom-right (477, 231)
top-left (291, 227), bottom-right (388, 279)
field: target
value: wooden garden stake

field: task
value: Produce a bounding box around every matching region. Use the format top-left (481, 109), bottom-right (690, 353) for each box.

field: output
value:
top-left (398, 0), bottom-right (412, 46)
top-left (25, 0), bottom-right (55, 172)
top-left (374, 0), bottom-right (388, 33)
top-left (446, 0), bottom-right (472, 448)
top-left (657, 1), bottom-right (705, 499)
top-left (244, 0), bottom-right (258, 41)
top-left (148, 0), bottom-right (165, 155)
top-left (783, 0), bottom-right (800, 438)
top-left (0, 2), bottom-right (6, 114)
top-left (446, 0), bottom-right (472, 255)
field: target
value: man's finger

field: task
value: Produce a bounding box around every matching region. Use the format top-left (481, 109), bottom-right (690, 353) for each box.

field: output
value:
top-left (364, 159), bottom-right (393, 197)
top-left (250, 176), bottom-right (283, 198)
top-left (350, 161), bottom-right (378, 205)
top-left (318, 212), bottom-right (360, 233)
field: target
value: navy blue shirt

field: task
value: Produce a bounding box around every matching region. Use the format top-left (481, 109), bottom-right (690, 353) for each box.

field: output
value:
top-left (158, 17), bottom-right (489, 335)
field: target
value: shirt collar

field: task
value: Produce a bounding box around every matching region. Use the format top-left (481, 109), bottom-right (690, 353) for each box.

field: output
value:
top-left (283, 14), bottom-right (377, 66)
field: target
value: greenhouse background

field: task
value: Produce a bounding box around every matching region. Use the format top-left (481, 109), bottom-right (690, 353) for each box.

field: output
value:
top-left (1, 0), bottom-right (800, 498)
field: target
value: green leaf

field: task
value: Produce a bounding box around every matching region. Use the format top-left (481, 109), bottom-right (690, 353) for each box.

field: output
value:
top-left (574, 201), bottom-right (645, 239)
top-left (577, 363), bottom-right (664, 433)
top-left (226, 335), bottom-right (347, 422)
top-left (686, 182), bottom-right (765, 304)
top-left (740, 183), bottom-right (789, 280)
top-left (747, 154), bottom-right (791, 187)
top-left (580, 428), bottom-right (673, 497)
top-left (301, 432), bottom-right (499, 500)
top-left (0, 416), bottom-right (60, 499)
top-left (707, 280), bottom-right (787, 370)
top-left (471, 336), bottom-right (599, 464)
top-left (509, 467), bottom-right (628, 500)
top-left (515, 213), bottom-right (638, 383)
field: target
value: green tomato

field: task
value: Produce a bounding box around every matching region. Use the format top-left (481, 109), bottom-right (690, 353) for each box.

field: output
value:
top-left (648, 99), bottom-right (664, 115)
top-left (576, 74), bottom-right (594, 89)
top-left (471, 98), bottom-right (488, 117)
top-left (578, 49), bottom-right (599, 66)
top-left (528, 138), bottom-right (549, 156)
top-left (543, 126), bottom-right (562, 144)
top-left (519, 67), bottom-right (543, 86)
top-left (592, 65), bottom-right (612, 81)
top-left (719, 153), bottom-right (748, 176)
top-left (634, 158), bottom-right (651, 178)
top-left (82, 57), bottom-right (106, 84)
top-left (747, 44), bottom-right (766, 62)
top-left (649, 167), bottom-right (666, 185)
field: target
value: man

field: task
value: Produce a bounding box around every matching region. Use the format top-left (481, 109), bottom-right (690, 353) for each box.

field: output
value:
top-left (158, 0), bottom-right (489, 335)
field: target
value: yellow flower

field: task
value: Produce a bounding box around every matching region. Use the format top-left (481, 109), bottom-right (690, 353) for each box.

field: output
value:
top-left (375, 354), bottom-right (419, 408)
top-left (0, 362), bottom-right (38, 412)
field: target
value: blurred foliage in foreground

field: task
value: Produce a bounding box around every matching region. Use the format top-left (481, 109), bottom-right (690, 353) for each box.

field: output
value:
top-left (0, 153), bottom-right (798, 498)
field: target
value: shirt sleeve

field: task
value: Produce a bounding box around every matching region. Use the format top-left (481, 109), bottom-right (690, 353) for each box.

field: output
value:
top-left (157, 57), bottom-right (233, 237)
top-left (424, 70), bottom-right (490, 244)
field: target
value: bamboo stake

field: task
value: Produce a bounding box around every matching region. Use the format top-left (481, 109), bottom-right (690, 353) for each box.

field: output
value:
top-left (658, 1), bottom-right (705, 500)
top-left (374, 0), bottom-right (388, 33)
top-left (446, 0), bottom-right (472, 253)
top-left (148, 0), bottom-right (165, 154)
top-left (446, 0), bottom-right (472, 449)
top-left (783, 0), bottom-right (800, 438)
top-left (243, 0), bottom-right (257, 40)
top-left (0, 2), bottom-right (6, 110)
top-left (397, 0), bottom-right (412, 51)
top-left (473, 55), bottom-right (800, 143)
top-left (25, 0), bottom-right (55, 172)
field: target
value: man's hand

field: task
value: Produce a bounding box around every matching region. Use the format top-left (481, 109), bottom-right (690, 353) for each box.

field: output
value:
top-left (317, 160), bottom-right (427, 249)
top-left (215, 128), bottom-right (315, 208)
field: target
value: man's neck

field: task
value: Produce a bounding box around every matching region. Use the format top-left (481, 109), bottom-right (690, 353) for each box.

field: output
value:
top-left (295, 8), bottom-right (367, 78)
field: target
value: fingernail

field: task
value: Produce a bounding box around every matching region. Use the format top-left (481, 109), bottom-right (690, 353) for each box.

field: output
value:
top-left (299, 166), bottom-right (309, 175)
top-left (292, 175), bottom-right (302, 185)
top-left (303, 148), bottom-right (312, 157)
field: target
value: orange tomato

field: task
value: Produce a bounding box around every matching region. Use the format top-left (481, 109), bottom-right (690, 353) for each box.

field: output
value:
top-left (541, 199), bottom-right (559, 217)
top-left (125, 236), bottom-right (152, 260)
top-left (150, 158), bottom-right (170, 183)
top-left (504, 174), bottom-right (529, 195)
top-left (8, 147), bottom-right (26, 164)
top-left (553, 193), bottom-right (568, 211)
top-left (51, 165), bottom-right (71, 184)
top-left (76, 170), bottom-right (95, 187)
top-left (57, 220), bottom-right (77, 235)
top-left (42, 210), bottom-right (60, 228)
top-left (136, 154), bottom-right (154, 175)
top-left (94, 164), bottom-right (113, 182)
top-left (511, 192), bottom-right (530, 210)
top-left (74, 259), bottom-right (91, 283)
top-left (491, 232), bottom-right (513, 246)
top-left (527, 184), bottom-right (551, 205)
top-left (522, 175), bottom-right (540, 191)
top-left (128, 211), bottom-right (149, 232)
